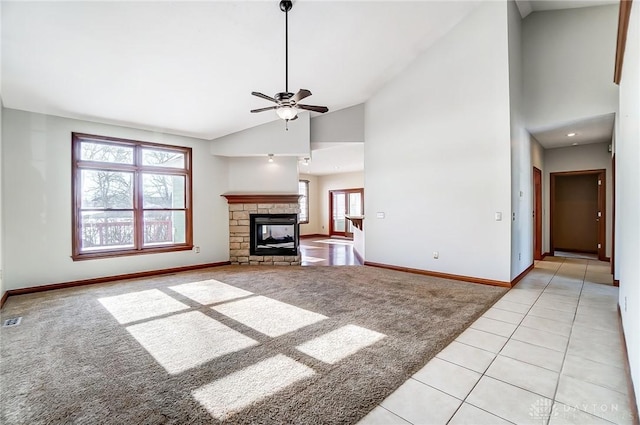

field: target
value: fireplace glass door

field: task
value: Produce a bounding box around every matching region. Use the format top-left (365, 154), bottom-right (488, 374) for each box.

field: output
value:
top-left (250, 214), bottom-right (298, 256)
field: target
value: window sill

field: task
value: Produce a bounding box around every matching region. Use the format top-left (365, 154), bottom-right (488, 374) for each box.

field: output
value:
top-left (72, 245), bottom-right (194, 261)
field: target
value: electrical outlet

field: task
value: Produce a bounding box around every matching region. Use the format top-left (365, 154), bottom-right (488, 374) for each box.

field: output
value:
top-left (518, 253), bottom-right (521, 261)
top-left (194, 246), bottom-right (200, 254)
top-left (433, 251), bottom-right (439, 259)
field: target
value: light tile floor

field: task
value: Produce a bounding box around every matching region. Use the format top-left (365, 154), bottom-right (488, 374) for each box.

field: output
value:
top-left (359, 257), bottom-right (637, 425)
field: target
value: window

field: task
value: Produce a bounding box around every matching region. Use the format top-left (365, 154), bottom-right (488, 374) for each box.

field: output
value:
top-left (298, 180), bottom-right (309, 224)
top-left (72, 133), bottom-right (192, 260)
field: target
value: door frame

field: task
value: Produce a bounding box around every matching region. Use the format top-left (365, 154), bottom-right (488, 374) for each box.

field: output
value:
top-left (329, 188), bottom-right (364, 238)
top-left (549, 169), bottom-right (606, 261)
top-left (533, 167), bottom-right (543, 261)
top-left (611, 155), bottom-right (616, 277)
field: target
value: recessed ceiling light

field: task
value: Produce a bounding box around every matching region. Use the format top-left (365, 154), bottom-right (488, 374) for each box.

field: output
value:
top-left (567, 132), bottom-right (576, 137)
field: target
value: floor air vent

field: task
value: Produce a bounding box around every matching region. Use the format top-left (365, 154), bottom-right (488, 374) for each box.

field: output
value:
top-left (3, 317), bottom-right (22, 327)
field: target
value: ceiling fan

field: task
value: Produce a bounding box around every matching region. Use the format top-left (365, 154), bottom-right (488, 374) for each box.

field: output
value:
top-left (250, 0), bottom-right (328, 126)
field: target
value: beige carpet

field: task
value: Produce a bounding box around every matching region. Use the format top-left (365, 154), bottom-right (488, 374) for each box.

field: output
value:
top-left (0, 266), bottom-right (507, 424)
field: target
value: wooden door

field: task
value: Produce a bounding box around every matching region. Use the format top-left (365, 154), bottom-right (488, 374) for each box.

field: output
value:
top-left (533, 167), bottom-right (543, 260)
top-left (329, 188), bottom-right (364, 238)
top-left (596, 171), bottom-right (606, 261)
top-left (550, 170), bottom-right (606, 260)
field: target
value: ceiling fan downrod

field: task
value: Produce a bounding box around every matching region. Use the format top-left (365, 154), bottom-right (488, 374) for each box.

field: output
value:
top-left (280, 0), bottom-right (292, 94)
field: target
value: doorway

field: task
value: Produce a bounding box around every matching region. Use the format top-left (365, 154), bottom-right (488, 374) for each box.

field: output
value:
top-left (550, 170), bottom-right (606, 261)
top-left (329, 188), bottom-right (364, 238)
top-left (533, 167), bottom-right (543, 260)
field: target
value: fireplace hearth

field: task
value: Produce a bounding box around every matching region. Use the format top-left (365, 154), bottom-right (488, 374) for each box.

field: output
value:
top-left (250, 214), bottom-right (298, 256)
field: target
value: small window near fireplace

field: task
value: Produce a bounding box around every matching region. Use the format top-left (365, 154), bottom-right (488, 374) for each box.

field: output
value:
top-left (250, 214), bottom-right (299, 256)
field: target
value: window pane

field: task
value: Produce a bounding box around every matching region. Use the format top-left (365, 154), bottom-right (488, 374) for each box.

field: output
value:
top-left (143, 211), bottom-right (186, 246)
top-left (142, 174), bottom-right (185, 208)
top-left (142, 149), bottom-right (185, 169)
top-left (349, 193), bottom-right (362, 216)
top-left (298, 181), bottom-right (309, 223)
top-left (81, 170), bottom-right (133, 209)
top-left (333, 193), bottom-right (346, 232)
top-left (80, 141), bottom-right (134, 164)
top-left (80, 211), bottom-right (134, 251)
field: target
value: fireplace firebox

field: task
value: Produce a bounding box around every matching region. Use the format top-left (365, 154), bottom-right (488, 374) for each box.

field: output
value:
top-left (250, 214), bottom-right (299, 256)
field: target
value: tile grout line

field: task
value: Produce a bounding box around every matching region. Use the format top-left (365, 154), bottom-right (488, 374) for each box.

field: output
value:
top-left (444, 260), bottom-right (564, 425)
top-left (545, 258), bottom-right (605, 425)
top-left (376, 405), bottom-right (413, 425)
top-left (549, 259), bottom-right (625, 425)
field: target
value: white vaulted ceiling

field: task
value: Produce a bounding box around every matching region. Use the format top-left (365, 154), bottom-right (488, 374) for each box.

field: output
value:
top-left (1, 0), bottom-right (479, 140)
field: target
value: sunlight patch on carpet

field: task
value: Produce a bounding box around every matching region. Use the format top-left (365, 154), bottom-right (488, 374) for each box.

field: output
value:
top-left (301, 256), bottom-right (325, 263)
top-left (168, 279), bottom-right (253, 305)
top-left (126, 311), bottom-right (258, 374)
top-left (296, 324), bottom-right (386, 364)
top-left (192, 354), bottom-right (315, 420)
top-left (212, 296), bottom-right (327, 337)
top-left (98, 289), bottom-right (189, 324)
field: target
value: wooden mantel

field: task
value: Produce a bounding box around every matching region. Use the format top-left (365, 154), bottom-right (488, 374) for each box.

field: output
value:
top-left (221, 193), bottom-right (301, 204)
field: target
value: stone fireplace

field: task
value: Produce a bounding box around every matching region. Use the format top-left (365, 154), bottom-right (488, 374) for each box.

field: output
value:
top-left (222, 194), bottom-right (301, 265)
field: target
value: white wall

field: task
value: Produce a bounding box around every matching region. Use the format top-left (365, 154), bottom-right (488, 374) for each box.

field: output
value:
top-left (2, 109), bottom-right (230, 290)
top-left (616, 2), bottom-right (640, 410)
top-left (365, 1), bottom-right (512, 282)
top-left (353, 226), bottom-right (365, 260)
top-left (0, 103), bottom-right (4, 301)
top-left (523, 5), bottom-right (619, 130)
top-left (318, 171), bottom-right (364, 236)
top-left (531, 135), bottom-right (544, 170)
top-left (310, 104), bottom-right (364, 143)
top-left (299, 173), bottom-right (320, 235)
top-left (543, 143), bottom-right (612, 257)
top-left (509, 0), bottom-right (533, 280)
top-left (227, 156), bottom-right (298, 194)
top-left (210, 113), bottom-right (310, 157)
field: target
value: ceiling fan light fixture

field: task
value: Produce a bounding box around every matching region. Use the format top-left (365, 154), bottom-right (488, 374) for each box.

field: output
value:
top-left (276, 106), bottom-right (298, 121)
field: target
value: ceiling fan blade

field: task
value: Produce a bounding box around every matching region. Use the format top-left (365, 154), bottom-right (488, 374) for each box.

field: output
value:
top-left (250, 106), bottom-right (278, 113)
top-left (291, 89), bottom-right (312, 103)
top-left (251, 92), bottom-right (277, 103)
top-left (297, 104), bottom-right (329, 113)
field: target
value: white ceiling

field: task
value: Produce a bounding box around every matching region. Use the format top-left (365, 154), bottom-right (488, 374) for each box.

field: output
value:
top-left (1, 0), bottom-right (478, 141)
top-left (530, 113), bottom-right (615, 149)
top-left (1, 0), bottom-right (619, 176)
top-left (530, 0), bottom-right (617, 12)
top-left (516, 0), bottom-right (618, 17)
top-left (301, 142), bottom-right (364, 176)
